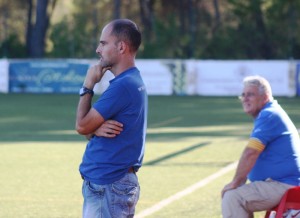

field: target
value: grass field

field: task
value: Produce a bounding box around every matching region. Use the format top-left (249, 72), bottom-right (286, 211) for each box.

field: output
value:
top-left (0, 94), bottom-right (299, 218)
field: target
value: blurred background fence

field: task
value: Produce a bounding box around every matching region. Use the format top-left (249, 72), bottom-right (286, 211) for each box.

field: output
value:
top-left (1, 59), bottom-right (300, 97)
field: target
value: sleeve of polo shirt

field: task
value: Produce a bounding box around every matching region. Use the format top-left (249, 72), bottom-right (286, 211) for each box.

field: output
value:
top-left (250, 110), bottom-right (280, 148)
top-left (93, 83), bottom-right (129, 120)
top-left (246, 138), bottom-right (265, 152)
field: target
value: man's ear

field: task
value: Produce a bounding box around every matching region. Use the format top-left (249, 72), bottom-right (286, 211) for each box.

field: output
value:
top-left (118, 41), bottom-right (127, 53)
top-left (263, 94), bottom-right (270, 103)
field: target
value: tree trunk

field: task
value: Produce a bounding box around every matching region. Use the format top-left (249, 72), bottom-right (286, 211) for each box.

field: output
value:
top-left (30, 0), bottom-right (49, 57)
top-left (26, 0), bottom-right (56, 58)
top-left (26, 0), bottom-right (33, 56)
top-left (213, 0), bottom-right (220, 31)
top-left (187, 0), bottom-right (195, 58)
top-left (114, 0), bottom-right (121, 19)
top-left (251, 0), bottom-right (273, 58)
top-left (139, 0), bottom-right (154, 41)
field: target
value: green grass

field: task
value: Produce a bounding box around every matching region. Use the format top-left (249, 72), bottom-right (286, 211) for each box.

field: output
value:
top-left (0, 94), bottom-right (299, 218)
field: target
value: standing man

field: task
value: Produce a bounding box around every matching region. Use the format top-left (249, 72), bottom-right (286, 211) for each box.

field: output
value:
top-left (76, 19), bottom-right (148, 218)
top-left (221, 75), bottom-right (300, 218)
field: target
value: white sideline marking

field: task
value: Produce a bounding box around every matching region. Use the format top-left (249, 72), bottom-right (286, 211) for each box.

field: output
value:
top-left (135, 161), bottom-right (238, 218)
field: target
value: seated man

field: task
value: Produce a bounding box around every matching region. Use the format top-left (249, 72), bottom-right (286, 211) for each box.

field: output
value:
top-left (221, 75), bottom-right (300, 218)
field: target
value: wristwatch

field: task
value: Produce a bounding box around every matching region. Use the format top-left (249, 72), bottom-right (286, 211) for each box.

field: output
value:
top-left (79, 86), bottom-right (94, 96)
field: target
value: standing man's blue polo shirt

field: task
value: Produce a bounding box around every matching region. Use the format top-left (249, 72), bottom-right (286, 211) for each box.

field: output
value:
top-left (79, 67), bottom-right (148, 185)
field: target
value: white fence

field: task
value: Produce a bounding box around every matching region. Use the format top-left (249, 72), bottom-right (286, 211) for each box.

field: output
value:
top-left (1, 59), bottom-right (299, 96)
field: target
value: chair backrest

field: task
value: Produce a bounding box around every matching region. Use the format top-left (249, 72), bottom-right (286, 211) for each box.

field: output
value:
top-left (265, 186), bottom-right (300, 218)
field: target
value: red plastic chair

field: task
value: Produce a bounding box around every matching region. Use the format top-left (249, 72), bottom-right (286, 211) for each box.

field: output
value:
top-left (265, 186), bottom-right (300, 218)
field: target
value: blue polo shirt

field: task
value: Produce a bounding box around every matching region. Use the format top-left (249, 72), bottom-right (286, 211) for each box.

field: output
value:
top-left (79, 67), bottom-right (148, 185)
top-left (248, 101), bottom-right (300, 186)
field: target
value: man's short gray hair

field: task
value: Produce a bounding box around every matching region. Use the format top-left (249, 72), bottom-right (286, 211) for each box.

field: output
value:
top-left (243, 75), bottom-right (273, 100)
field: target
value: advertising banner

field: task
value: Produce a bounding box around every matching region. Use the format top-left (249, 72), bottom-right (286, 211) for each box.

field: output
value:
top-left (9, 60), bottom-right (89, 93)
top-left (136, 59), bottom-right (197, 96)
top-left (195, 60), bottom-right (293, 96)
top-left (92, 59), bottom-right (173, 96)
top-left (137, 60), bottom-right (173, 95)
top-left (0, 59), bottom-right (9, 93)
top-left (7, 59), bottom-right (296, 96)
top-left (92, 59), bottom-right (173, 95)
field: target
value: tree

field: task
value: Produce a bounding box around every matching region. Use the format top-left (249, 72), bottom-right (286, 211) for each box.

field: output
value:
top-left (26, 0), bottom-right (57, 58)
top-left (0, 0), bottom-right (27, 58)
top-left (139, 0), bottom-right (155, 41)
top-left (114, 0), bottom-right (121, 19)
top-left (232, 0), bottom-right (274, 59)
top-left (266, 0), bottom-right (300, 58)
top-left (2, 0), bottom-right (300, 59)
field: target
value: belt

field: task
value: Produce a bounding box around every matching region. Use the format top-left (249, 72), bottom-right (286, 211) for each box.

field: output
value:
top-left (81, 167), bottom-right (136, 180)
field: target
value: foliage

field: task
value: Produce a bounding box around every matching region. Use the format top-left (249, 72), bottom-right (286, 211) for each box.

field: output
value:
top-left (0, 0), bottom-right (27, 58)
top-left (141, 16), bottom-right (181, 58)
top-left (1, 0), bottom-right (300, 59)
top-left (0, 34), bottom-right (26, 58)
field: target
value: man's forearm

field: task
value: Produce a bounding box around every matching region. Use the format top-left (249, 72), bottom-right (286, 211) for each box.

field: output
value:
top-left (76, 94), bottom-right (93, 134)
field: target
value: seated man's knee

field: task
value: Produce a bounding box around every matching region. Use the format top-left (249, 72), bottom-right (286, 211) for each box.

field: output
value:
top-left (223, 189), bottom-right (240, 204)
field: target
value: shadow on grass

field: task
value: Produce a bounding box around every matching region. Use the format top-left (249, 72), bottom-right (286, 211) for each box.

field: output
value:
top-left (0, 126), bottom-right (249, 142)
top-left (144, 142), bottom-right (210, 166)
top-left (155, 161), bottom-right (233, 167)
top-left (0, 95), bottom-right (299, 142)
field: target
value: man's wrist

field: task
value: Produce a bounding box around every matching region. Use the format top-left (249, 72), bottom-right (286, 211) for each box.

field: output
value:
top-left (82, 83), bottom-right (94, 90)
top-left (79, 86), bottom-right (94, 96)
